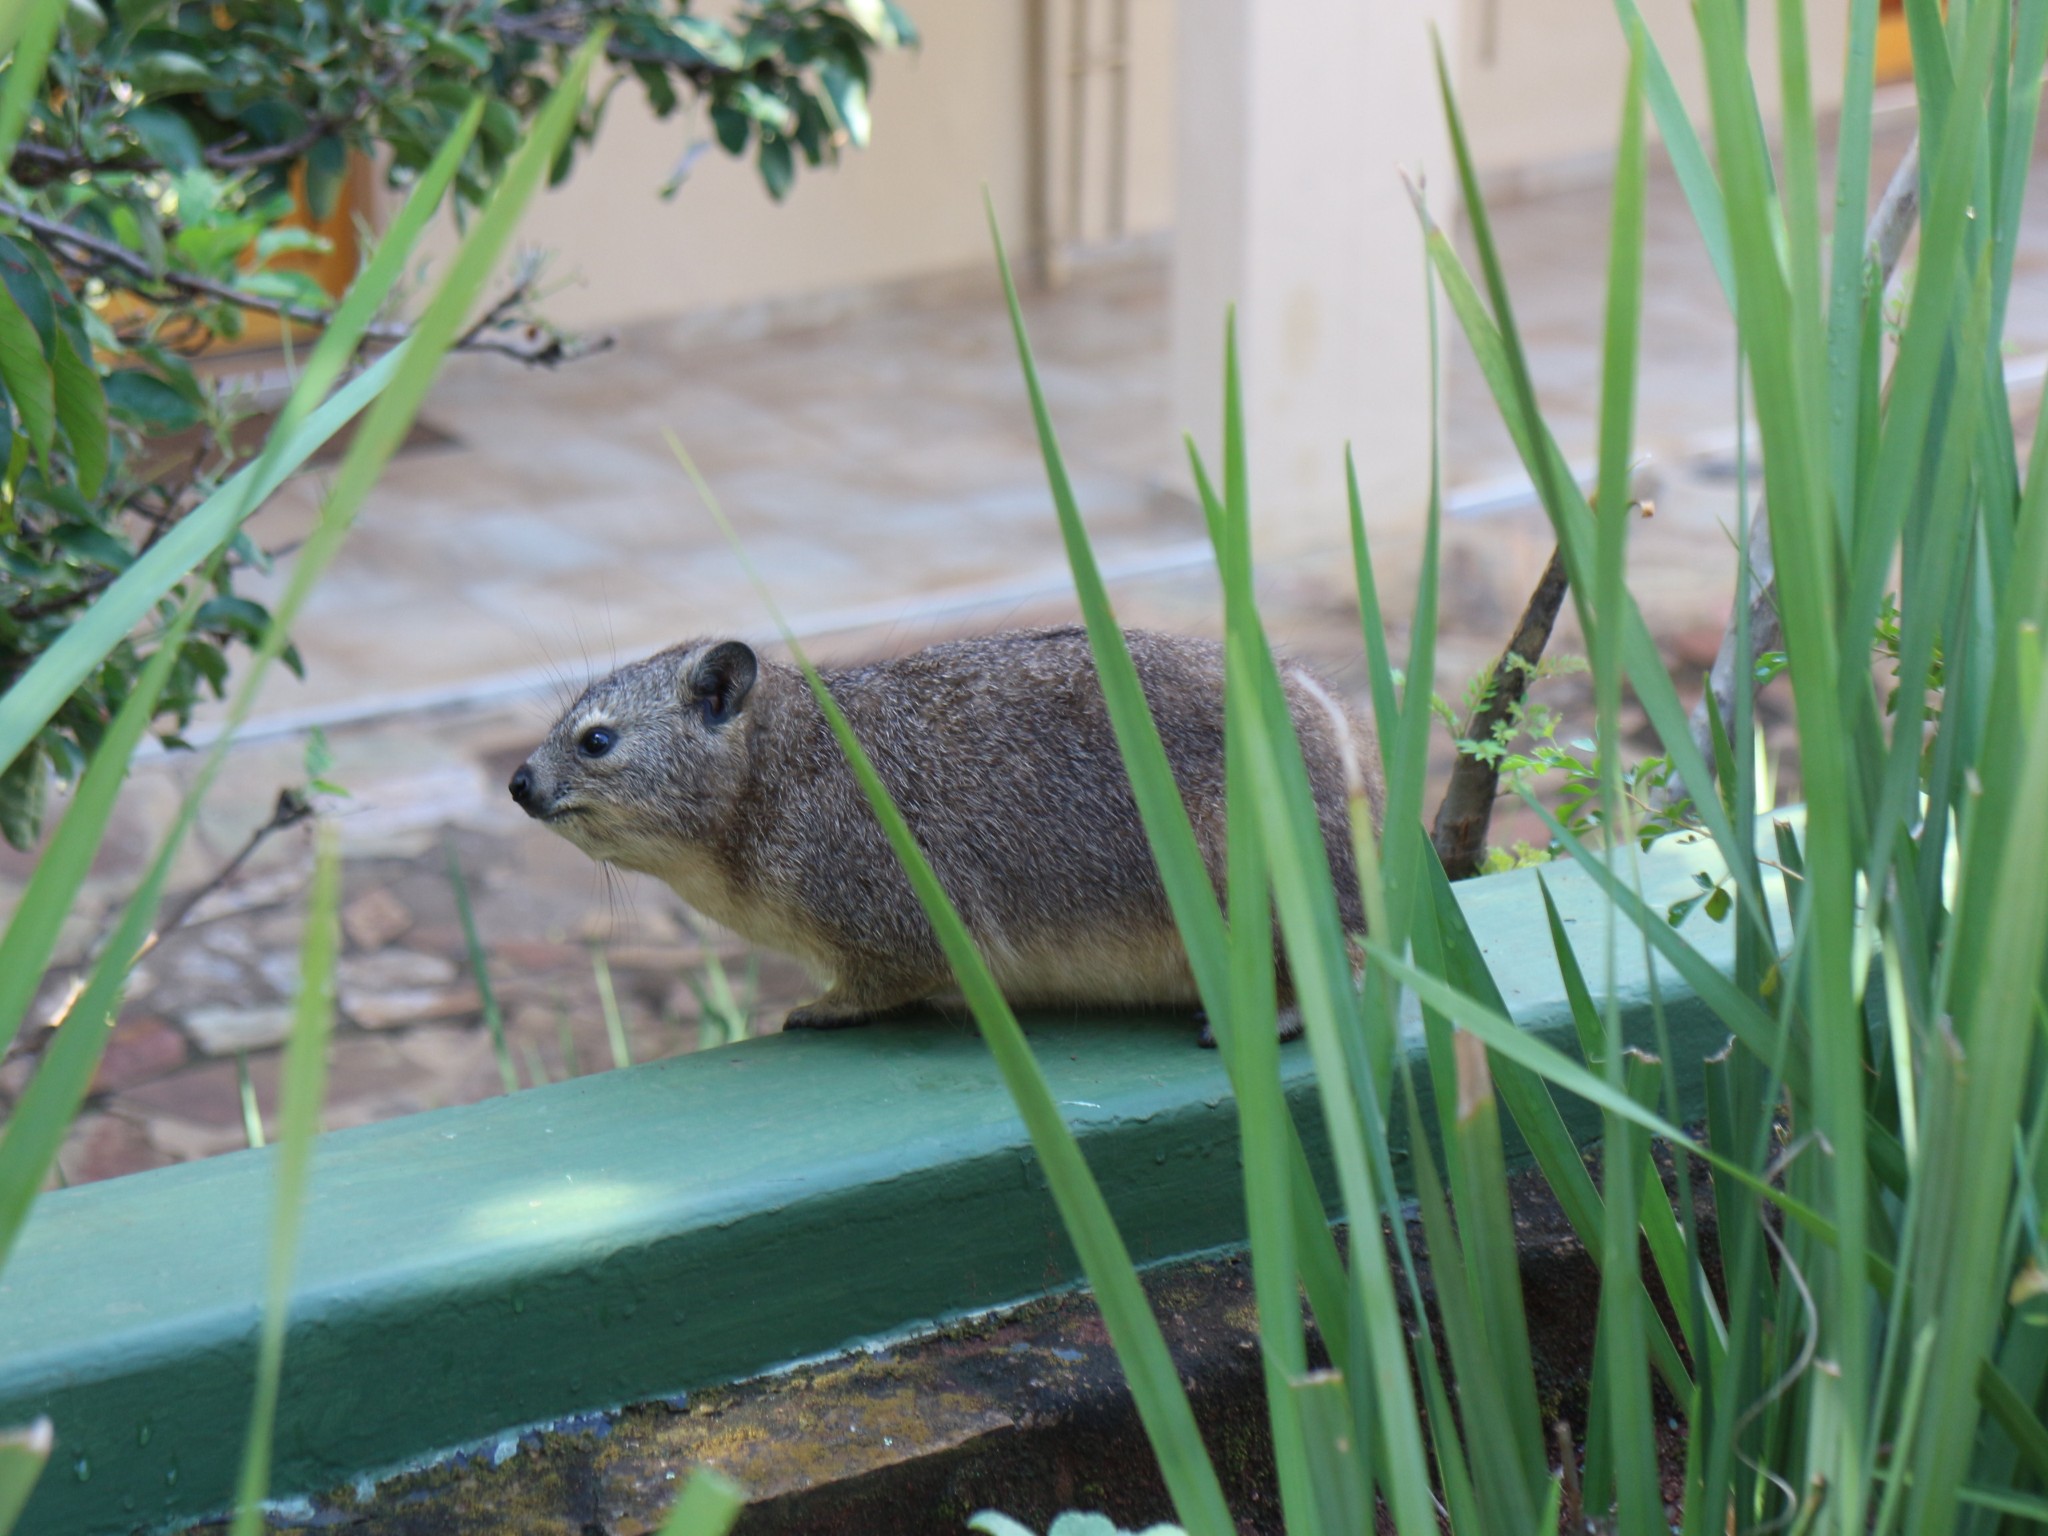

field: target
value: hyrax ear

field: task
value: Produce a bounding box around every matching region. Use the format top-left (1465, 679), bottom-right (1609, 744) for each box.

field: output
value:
top-left (684, 641), bottom-right (757, 726)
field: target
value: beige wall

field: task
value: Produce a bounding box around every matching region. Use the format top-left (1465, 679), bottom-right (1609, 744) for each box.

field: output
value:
top-left (399, 0), bottom-right (1852, 332)
top-left (1460, 0), bottom-right (1851, 181)
top-left (405, 0), bottom-right (1046, 332)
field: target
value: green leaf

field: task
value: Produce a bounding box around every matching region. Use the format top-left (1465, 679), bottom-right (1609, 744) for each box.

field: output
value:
top-left (0, 744), bottom-right (46, 852)
top-left (60, 0), bottom-right (101, 49)
top-left (710, 103), bottom-right (749, 155)
top-left (101, 368), bottom-right (200, 430)
top-left (820, 64), bottom-right (870, 146)
top-left (842, 0), bottom-right (904, 45)
top-left (424, 28), bottom-right (492, 72)
top-left (758, 135), bottom-right (793, 199)
top-left (304, 134), bottom-right (348, 221)
top-left (127, 49), bottom-right (214, 94)
top-left (0, 280), bottom-right (54, 469)
top-left (669, 15), bottom-right (743, 67)
top-left (48, 520), bottom-right (131, 568)
top-left (50, 328), bottom-right (106, 498)
top-left (124, 104), bottom-right (203, 170)
top-left (0, 97), bottom-right (487, 780)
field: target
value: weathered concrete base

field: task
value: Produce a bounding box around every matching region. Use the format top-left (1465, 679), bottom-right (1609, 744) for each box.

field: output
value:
top-left (213, 1159), bottom-right (1665, 1536)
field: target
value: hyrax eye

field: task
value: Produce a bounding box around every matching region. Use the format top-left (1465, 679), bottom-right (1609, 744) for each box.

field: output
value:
top-left (578, 726), bottom-right (617, 758)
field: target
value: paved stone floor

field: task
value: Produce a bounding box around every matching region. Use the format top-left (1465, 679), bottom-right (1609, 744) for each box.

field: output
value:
top-left (6, 109), bottom-right (2017, 1187)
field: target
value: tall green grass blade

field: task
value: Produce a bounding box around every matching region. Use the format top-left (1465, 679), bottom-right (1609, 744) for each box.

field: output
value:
top-left (1404, 864), bottom-right (1548, 1486)
top-left (1991, 1), bottom-right (2048, 335)
top-left (1376, 231), bottom-right (1446, 957)
top-left (0, 50), bottom-right (595, 1269)
top-left (988, 203), bottom-right (1351, 1364)
top-left (1594, 1050), bottom-right (1661, 1535)
top-left (1774, 0), bottom-right (1826, 431)
top-left (0, 97), bottom-right (484, 778)
top-left (1611, 0), bottom-right (1733, 304)
top-left (982, 194), bottom-right (1228, 1015)
top-left (1214, 452), bottom-right (1440, 1532)
top-left (0, 1419), bottom-right (50, 1536)
top-left (656, 1468), bottom-right (746, 1536)
top-left (1902, 632), bottom-right (2048, 1527)
top-left (1345, 449), bottom-right (1401, 755)
top-left (1825, 0), bottom-right (1881, 535)
top-left (228, 824), bottom-right (340, 1536)
top-left (1412, 171), bottom-right (1768, 935)
top-left (236, 1053), bottom-right (266, 1150)
top-left (447, 838), bottom-right (519, 1095)
top-left (1231, 695), bottom-right (1435, 1536)
top-left (1843, 6), bottom-right (2000, 661)
top-left (0, 581), bottom-right (211, 1258)
top-left (676, 445), bottom-right (1235, 1536)
top-left (593, 946), bottom-right (632, 1070)
top-left (1289, 1372), bottom-right (1370, 1536)
top-left (1212, 315), bottom-right (1324, 1536)
top-left (1449, 1030), bottom-right (1552, 1512)
top-left (0, 0), bottom-right (61, 170)
top-left (0, 577), bottom-right (209, 1057)
top-left (1406, 1067), bottom-right (1538, 1534)
top-left (1367, 945), bottom-right (1833, 1244)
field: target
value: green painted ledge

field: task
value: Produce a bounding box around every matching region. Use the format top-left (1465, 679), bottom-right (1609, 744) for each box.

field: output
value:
top-left (0, 830), bottom-right (1774, 1535)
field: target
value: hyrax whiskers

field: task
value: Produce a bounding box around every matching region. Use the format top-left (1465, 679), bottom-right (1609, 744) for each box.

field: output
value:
top-left (509, 627), bottom-right (1383, 1042)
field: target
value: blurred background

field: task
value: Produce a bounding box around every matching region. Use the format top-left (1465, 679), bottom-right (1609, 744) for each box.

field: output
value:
top-left (14, 0), bottom-right (1986, 1183)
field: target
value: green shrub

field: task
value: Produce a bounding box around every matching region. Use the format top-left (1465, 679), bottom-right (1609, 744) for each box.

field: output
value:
top-left (0, 0), bottom-right (912, 847)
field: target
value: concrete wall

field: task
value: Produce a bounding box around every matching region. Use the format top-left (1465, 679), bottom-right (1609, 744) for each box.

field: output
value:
top-left (1461, 0), bottom-right (1851, 185)
top-left (397, 0), bottom-right (1852, 331)
top-left (405, 0), bottom-right (1049, 331)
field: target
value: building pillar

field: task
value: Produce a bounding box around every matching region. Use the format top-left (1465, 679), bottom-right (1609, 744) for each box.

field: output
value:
top-left (1171, 0), bottom-right (1462, 555)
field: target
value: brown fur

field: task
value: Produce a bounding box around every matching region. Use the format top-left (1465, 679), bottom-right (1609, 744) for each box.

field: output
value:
top-left (510, 627), bottom-right (1384, 1037)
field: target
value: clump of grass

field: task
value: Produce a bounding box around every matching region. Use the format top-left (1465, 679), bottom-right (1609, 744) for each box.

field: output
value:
top-left (694, 1), bottom-right (2048, 1531)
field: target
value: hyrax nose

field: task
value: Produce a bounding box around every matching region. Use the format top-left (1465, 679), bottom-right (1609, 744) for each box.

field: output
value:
top-left (508, 764), bottom-right (536, 810)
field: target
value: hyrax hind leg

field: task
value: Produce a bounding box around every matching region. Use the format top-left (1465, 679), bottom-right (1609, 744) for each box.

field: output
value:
top-left (784, 963), bottom-right (942, 1031)
top-left (1195, 947), bottom-right (1307, 1048)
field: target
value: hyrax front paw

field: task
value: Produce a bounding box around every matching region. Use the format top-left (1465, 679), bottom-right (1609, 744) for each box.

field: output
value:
top-left (1195, 1003), bottom-right (1306, 1048)
top-left (783, 999), bottom-right (879, 1031)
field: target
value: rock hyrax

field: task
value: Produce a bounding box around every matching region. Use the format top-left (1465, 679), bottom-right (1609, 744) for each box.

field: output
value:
top-left (509, 627), bottom-right (1383, 1040)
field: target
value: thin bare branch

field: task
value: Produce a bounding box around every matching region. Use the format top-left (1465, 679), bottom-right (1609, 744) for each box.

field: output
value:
top-left (0, 197), bottom-right (607, 366)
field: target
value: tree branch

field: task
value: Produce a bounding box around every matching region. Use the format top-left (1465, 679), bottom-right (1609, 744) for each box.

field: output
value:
top-left (1430, 546), bottom-right (1571, 879)
top-left (1429, 134), bottom-right (1923, 867)
top-left (2, 196), bottom-right (608, 366)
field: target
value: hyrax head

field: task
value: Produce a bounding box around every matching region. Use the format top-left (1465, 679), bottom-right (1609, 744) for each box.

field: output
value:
top-left (509, 639), bottom-right (759, 870)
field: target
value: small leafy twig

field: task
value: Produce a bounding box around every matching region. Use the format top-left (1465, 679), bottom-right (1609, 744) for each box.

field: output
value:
top-left (156, 788), bottom-right (315, 937)
top-left (1431, 545), bottom-right (1570, 878)
top-left (4, 198), bottom-right (603, 366)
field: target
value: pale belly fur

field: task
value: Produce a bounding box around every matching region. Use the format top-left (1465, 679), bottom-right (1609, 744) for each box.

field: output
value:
top-left (654, 846), bottom-right (1199, 1006)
